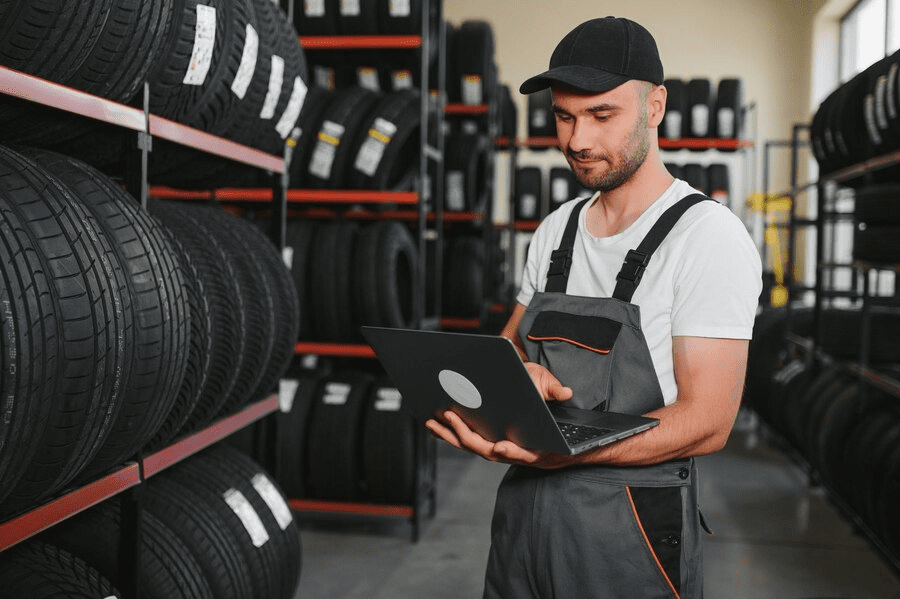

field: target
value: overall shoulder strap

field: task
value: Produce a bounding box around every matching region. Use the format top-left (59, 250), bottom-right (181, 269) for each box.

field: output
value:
top-left (544, 197), bottom-right (592, 293)
top-left (612, 193), bottom-right (713, 302)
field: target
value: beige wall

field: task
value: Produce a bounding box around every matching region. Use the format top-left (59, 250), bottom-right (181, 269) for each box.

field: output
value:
top-left (444, 0), bottom-right (829, 203)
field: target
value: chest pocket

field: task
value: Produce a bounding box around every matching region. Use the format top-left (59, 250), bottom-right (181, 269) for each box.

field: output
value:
top-left (526, 311), bottom-right (621, 411)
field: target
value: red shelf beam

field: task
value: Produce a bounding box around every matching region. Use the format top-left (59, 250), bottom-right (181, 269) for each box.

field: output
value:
top-left (289, 499), bottom-right (414, 518)
top-left (143, 394), bottom-right (279, 477)
top-left (441, 317), bottom-right (481, 329)
top-left (149, 187), bottom-right (420, 205)
top-left (0, 464), bottom-right (142, 550)
top-left (445, 103), bottom-right (489, 115)
top-left (295, 342), bottom-right (377, 358)
top-left (658, 137), bottom-right (752, 150)
top-left (0, 66), bottom-right (145, 131)
top-left (300, 35), bottom-right (422, 49)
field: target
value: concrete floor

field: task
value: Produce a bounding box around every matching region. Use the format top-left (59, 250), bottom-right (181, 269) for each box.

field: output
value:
top-left (293, 410), bottom-right (900, 598)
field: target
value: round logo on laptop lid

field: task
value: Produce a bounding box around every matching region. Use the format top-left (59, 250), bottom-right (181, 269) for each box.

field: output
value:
top-left (438, 369), bottom-right (482, 409)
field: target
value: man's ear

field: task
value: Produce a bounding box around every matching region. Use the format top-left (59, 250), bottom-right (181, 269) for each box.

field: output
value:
top-left (647, 84), bottom-right (667, 128)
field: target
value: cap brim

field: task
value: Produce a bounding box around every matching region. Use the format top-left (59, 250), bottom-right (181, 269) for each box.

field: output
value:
top-left (519, 66), bottom-right (631, 95)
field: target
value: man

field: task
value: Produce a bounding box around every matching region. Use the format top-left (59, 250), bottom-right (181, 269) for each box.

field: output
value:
top-left (426, 16), bottom-right (762, 599)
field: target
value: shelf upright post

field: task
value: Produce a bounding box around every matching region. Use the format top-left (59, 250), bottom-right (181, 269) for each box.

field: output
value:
top-left (126, 82), bottom-right (151, 209)
top-left (117, 462), bottom-right (145, 599)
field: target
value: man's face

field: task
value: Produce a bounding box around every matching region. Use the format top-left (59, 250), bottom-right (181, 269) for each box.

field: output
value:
top-left (551, 81), bottom-right (652, 193)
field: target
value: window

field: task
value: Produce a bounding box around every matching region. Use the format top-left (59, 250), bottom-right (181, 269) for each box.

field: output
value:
top-left (839, 0), bottom-right (891, 82)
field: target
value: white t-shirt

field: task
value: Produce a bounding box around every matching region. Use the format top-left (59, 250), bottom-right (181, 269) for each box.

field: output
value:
top-left (516, 179), bottom-right (762, 406)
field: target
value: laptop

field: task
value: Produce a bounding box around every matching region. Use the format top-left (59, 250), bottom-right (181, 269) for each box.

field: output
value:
top-left (361, 326), bottom-right (659, 455)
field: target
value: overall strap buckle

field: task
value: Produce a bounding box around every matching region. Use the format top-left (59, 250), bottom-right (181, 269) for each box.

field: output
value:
top-left (548, 248), bottom-right (573, 278)
top-left (616, 249), bottom-right (650, 286)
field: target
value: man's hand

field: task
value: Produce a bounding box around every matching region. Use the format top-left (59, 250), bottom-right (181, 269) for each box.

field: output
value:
top-left (525, 362), bottom-right (574, 401)
top-left (424, 411), bottom-right (573, 469)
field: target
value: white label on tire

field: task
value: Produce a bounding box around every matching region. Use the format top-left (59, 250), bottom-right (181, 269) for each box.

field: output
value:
top-left (323, 382), bottom-right (351, 405)
top-left (375, 387), bottom-right (403, 411)
top-left (691, 104), bottom-right (709, 137)
top-left (341, 0), bottom-right (360, 16)
top-left (664, 111), bottom-right (682, 139)
top-left (875, 75), bottom-right (889, 131)
top-left (276, 77), bottom-right (308, 139)
top-left (446, 171), bottom-right (465, 211)
top-left (231, 24), bottom-right (258, 99)
top-left (223, 488), bottom-right (270, 548)
top-left (279, 378), bottom-right (299, 412)
top-left (357, 66), bottom-right (380, 91)
top-left (251, 473), bottom-right (294, 530)
top-left (354, 117), bottom-right (397, 176)
top-left (520, 193), bottom-right (537, 219)
top-left (462, 75), bottom-right (483, 105)
top-left (551, 178), bottom-right (569, 203)
top-left (390, 0), bottom-right (411, 17)
top-left (864, 94), bottom-right (882, 146)
top-left (531, 109), bottom-right (547, 130)
top-left (305, 0), bottom-right (325, 17)
top-left (392, 70), bottom-right (413, 90)
top-left (183, 5), bottom-right (216, 86)
top-left (717, 108), bottom-right (735, 138)
top-left (314, 65), bottom-right (335, 90)
top-left (308, 120), bottom-right (344, 180)
top-left (282, 246), bottom-right (294, 270)
top-left (260, 55), bottom-right (284, 120)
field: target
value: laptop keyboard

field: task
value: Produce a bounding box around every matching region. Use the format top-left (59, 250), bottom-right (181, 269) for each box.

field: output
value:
top-left (558, 422), bottom-right (613, 446)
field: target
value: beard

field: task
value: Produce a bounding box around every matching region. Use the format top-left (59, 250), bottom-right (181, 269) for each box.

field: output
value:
top-left (566, 111), bottom-right (650, 193)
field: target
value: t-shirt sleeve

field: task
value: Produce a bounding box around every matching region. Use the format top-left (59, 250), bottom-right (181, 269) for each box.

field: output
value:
top-left (670, 207), bottom-right (762, 339)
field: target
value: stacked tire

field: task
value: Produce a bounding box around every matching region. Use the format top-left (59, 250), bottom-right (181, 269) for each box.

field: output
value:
top-left (0, 0), bottom-right (309, 173)
top-left (35, 443), bottom-right (301, 599)
top-left (0, 145), bottom-right (297, 519)
top-left (280, 218), bottom-right (421, 343)
top-left (811, 50), bottom-right (900, 185)
top-left (0, 144), bottom-right (190, 517)
top-left (661, 77), bottom-right (744, 142)
top-left (744, 304), bottom-right (900, 558)
top-left (272, 370), bottom-right (420, 505)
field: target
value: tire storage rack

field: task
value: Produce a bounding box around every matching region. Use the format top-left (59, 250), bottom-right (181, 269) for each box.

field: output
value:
top-left (746, 50), bottom-right (900, 580)
top-left (0, 61), bottom-right (296, 596)
top-left (499, 77), bottom-right (755, 311)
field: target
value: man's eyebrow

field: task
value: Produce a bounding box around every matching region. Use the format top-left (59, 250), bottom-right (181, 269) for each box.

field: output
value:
top-left (552, 103), bottom-right (620, 113)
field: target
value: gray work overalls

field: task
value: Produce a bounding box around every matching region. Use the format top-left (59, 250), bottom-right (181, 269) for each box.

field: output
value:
top-left (483, 194), bottom-right (711, 599)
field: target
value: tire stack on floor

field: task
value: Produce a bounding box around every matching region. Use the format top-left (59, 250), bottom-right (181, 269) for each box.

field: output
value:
top-left (744, 304), bottom-right (900, 560)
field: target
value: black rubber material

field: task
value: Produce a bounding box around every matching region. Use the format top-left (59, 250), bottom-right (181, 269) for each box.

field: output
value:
top-left (353, 220), bottom-right (421, 330)
top-left (515, 166), bottom-right (543, 220)
top-left (452, 20), bottom-right (496, 105)
top-left (817, 307), bottom-right (900, 362)
top-left (362, 378), bottom-right (417, 503)
top-left (444, 132), bottom-right (490, 212)
top-left (294, 0), bottom-right (339, 34)
top-left (40, 497), bottom-right (215, 599)
top-left (854, 184), bottom-right (900, 224)
top-left (284, 219), bottom-right (317, 341)
top-left (681, 163), bottom-right (709, 195)
top-left (197, 205), bottom-right (298, 401)
top-left (527, 88), bottom-right (556, 139)
top-left (854, 224), bottom-right (900, 264)
top-left (0, 540), bottom-right (122, 598)
top-left (154, 443), bottom-right (302, 599)
top-left (0, 147), bottom-right (134, 516)
top-left (686, 78), bottom-right (713, 138)
top-left (305, 86), bottom-right (382, 189)
top-left (662, 78), bottom-right (687, 139)
top-left (332, 0), bottom-right (380, 34)
top-left (665, 163), bottom-right (683, 180)
top-left (347, 89), bottom-right (422, 190)
top-left (146, 200), bottom-right (244, 435)
top-left (714, 77), bottom-right (744, 140)
top-left (20, 150), bottom-right (191, 481)
top-left (275, 374), bottom-right (321, 499)
top-left (288, 85), bottom-right (335, 189)
top-left (707, 163), bottom-right (730, 202)
top-left (443, 235), bottom-right (485, 317)
top-left (306, 372), bottom-right (374, 501)
top-left (549, 167), bottom-right (581, 212)
top-left (310, 220), bottom-right (360, 342)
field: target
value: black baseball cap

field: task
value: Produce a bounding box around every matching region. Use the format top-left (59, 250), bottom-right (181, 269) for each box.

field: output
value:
top-left (519, 17), bottom-right (664, 94)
